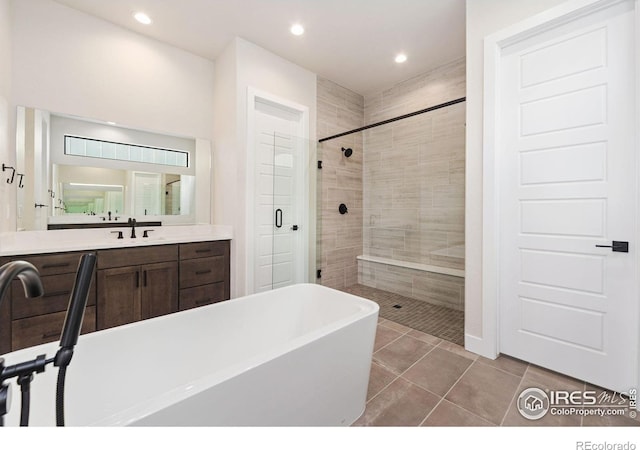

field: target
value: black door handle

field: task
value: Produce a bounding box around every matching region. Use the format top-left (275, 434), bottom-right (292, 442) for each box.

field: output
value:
top-left (595, 241), bottom-right (629, 253)
top-left (275, 209), bottom-right (283, 228)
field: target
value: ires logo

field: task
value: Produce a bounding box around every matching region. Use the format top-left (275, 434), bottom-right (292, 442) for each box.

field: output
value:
top-left (548, 390), bottom-right (598, 405)
top-left (517, 387), bottom-right (632, 420)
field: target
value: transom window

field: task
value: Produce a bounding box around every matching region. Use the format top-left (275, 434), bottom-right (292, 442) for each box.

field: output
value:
top-left (64, 135), bottom-right (189, 168)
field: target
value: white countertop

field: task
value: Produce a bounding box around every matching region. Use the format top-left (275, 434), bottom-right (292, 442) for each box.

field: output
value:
top-left (0, 224), bottom-right (233, 256)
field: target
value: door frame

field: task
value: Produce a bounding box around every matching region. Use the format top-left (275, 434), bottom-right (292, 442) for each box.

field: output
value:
top-left (246, 87), bottom-right (310, 294)
top-left (480, 0), bottom-right (640, 389)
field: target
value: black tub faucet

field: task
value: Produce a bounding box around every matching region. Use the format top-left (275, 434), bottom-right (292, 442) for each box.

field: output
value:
top-left (0, 261), bottom-right (44, 427)
top-left (0, 255), bottom-right (96, 427)
top-left (0, 261), bottom-right (44, 306)
top-left (127, 218), bottom-right (137, 238)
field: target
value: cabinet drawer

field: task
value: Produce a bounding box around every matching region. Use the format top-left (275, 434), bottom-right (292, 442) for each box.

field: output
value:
top-left (11, 273), bottom-right (96, 319)
top-left (180, 241), bottom-right (229, 260)
top-left (11, 306), bottom-right (96, 351)
top-left (179, 256), bottom-right (226, 288)
top-left (179, 283), bottom-right (227, 311)
top-left (11, 252), bottom-right (88, 276)
top-left (98, 244), bottom-right (178, 269)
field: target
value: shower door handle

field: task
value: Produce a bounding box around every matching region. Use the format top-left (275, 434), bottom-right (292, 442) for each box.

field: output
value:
top-left (275, 209), bottom-right (283, 228)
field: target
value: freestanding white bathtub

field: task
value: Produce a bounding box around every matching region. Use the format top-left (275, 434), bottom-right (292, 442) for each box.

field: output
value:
top-left (2, 283), bottom-right (379, 426)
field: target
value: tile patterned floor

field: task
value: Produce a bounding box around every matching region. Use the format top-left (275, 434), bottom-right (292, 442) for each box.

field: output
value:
top-left (353, 318), bottom-right (640, 427)
top-left (342, 284), bottom-right (464, 346)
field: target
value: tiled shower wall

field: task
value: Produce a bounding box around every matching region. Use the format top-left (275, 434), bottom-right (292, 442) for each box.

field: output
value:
top-left (360, 58), bottom-right (466, 310)
top-left (316, 78), bottom-right (364, 290)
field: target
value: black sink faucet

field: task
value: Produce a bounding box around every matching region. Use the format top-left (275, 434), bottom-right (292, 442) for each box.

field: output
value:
top-left (127, 218), bottom-right (137, 239)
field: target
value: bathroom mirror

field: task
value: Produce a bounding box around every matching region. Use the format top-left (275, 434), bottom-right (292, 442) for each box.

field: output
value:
top-left (61, 179), bottom-right (124, 215)
top-left (15, 106), bottom-right (209, 230)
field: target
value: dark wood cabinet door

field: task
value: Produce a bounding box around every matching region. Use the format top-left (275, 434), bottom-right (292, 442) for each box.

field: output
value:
top-left (97, 266), bottom-right (140, 330)
top-left (179, 282), bottom-right (227, 311)
top-left (11, 272), bottom-right (96, 319)
top-left (141, 261), bottom-right (178, 320)
top-left (11, 307), bottom-right (96, 351)
top-left (16, 252), bottom-right (86, 276)
top-left (179, 256), bottom-right (227, 288)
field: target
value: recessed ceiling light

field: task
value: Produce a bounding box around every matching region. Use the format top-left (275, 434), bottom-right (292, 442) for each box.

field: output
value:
top-left (134, 12), bottom-right (152, 25)
top-left (290, 24), bottom-right (305, 36)
top-left (395, 53), bottom-right (408, 64)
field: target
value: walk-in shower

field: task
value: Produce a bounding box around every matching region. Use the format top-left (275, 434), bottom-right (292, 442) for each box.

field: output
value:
top-left (316, 65), bottom-right (466, 345)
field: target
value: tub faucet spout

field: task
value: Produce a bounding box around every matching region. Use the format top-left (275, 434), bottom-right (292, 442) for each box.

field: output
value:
top-left (0, 261), bottom-right (44, 306)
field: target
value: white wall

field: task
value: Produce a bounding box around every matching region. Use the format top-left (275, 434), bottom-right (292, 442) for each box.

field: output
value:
top-left (0, 0), bottom-right (13, 233)
top-left (212, 39), bottom-right (239, 293)
top-left (213, 37), bottom-right (317, 297)
top-left (465, 0), bottom-right (571, 351)
top-left (5, 0), bottom-right (215, 232)
top-left (11, 0), bottom-right (215, 140)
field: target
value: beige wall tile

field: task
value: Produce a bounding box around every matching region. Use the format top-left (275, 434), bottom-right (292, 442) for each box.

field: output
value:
top-left (429, 254), bottom-right (465, 272)
top-left (336, 226), bottom-right (363, 250)
top-left (362, 58), bottom-right (466, 296)
top-left (317, 79), bottom-right (363, 292)
top-left (320, 59), bottom-right (465, 310)
top-left (413, 273), bottom-right (464, 310)
top-left (357, 259), bottom-right (465, 310)
top-left (432, 184), bottom-right (465, 209)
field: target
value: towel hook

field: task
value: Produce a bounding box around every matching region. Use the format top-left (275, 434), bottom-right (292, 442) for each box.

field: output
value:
top-left (2, 164), bottom-right (16, 184)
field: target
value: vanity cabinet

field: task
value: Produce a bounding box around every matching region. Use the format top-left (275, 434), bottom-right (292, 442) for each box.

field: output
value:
top-left (96, 245), bottom-right (179, 330)
top-left (1, 239), bottom-right (231, 352)
top-left (4, 251), bottom-right (97, 351)
top-left (178, 241), bottom-right (230, 311)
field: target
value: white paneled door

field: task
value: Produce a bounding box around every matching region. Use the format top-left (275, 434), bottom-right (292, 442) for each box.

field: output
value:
top-left (254, 98), bottom-right (304, 293)
top-left (498, 1), bottom-right (637, 393)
